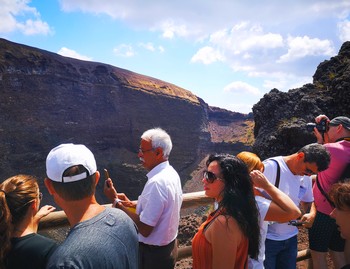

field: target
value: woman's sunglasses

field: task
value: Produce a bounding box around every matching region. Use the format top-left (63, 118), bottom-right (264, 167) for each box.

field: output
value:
top-left (203, 170), bottom-right (223, 183)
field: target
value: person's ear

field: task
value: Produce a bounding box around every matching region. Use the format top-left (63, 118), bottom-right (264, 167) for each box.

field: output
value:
top-left (31, 197), bottom-right (39, 212)
top-left (297, 152), bottom-right (305, 161)
top-left (94, 171), bottom-right (100, 186)
top-left (337, 124), bottom-right (344, 133)
top-left (44, 178), bottom-right (55, 195)
top-left (155, 148), bottom-right (164, 159)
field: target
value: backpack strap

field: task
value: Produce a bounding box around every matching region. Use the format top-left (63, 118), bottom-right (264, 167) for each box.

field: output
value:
top-left (269, 159), bottom-right (281, 188)
top-left (315, 175), bottom-right (335, 208)
top-left (340, 164), bottom-right (350, 183)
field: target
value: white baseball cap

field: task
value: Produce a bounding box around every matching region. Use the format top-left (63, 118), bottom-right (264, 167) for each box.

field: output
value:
top-left (46, 143), bottom-right (97, 183)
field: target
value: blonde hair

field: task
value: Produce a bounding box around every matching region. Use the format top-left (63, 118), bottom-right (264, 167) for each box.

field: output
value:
top-left (236, 151), bottom-right (264, 172)
top-left (0, 175), bottom-right (39, 267)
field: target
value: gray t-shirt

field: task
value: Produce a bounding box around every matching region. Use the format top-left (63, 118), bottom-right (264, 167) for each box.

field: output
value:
top-left (46, 207), bottom-right (138, 269)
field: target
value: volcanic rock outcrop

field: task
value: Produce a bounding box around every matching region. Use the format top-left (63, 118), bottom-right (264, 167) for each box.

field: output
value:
top-left (252, 41), bottom-right (350, 159)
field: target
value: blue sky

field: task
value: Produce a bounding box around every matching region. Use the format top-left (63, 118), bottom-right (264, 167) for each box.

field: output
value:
top-left (1, 0), bottom-right (350, 113)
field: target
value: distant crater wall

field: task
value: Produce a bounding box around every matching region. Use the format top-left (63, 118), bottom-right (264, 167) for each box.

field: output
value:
top-left (0, 38), bottom-right (252, 205)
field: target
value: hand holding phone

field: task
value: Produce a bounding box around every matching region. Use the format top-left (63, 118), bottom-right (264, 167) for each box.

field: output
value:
top-left (288, 220), bottom-right (307, 226)
top-left (103, 169), bottom-right (119, 202)
top-left (104, 169), bottom-right (112, 188)
top-left (104, 168), bottom-right (110, 179)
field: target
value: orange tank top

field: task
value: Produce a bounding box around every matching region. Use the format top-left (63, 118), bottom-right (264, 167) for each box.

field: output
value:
top-left (192, 210), bottom-right (248, 269)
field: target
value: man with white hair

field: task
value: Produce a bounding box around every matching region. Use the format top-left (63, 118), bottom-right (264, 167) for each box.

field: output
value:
top-left (104, 128), bottom-right (183, 269)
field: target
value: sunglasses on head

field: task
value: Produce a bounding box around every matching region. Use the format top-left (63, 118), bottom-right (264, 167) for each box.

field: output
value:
top-left (203, 170), bottom-right (223, 183)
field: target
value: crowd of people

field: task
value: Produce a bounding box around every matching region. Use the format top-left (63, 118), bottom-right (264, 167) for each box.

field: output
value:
top-left (0, 114), bottom-right (349, 269)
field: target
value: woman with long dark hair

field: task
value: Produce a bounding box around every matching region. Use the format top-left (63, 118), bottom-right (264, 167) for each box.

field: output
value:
top-left (192, 154), bottom-right (260, 269)
top-left (0, 175), bottom-right (57, 269)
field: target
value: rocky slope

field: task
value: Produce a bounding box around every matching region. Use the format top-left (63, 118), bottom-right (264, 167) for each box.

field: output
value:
top-left (252, 41), bottom-right (350, 159)
top-left (0, 38), bottom-right (252, 205)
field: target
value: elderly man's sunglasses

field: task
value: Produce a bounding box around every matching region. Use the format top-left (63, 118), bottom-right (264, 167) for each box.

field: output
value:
top-left (203, 170), bottom-right (223, 183)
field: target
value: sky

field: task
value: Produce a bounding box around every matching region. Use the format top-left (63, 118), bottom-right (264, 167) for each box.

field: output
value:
top-left (1, 1), bottom-right (350, 114)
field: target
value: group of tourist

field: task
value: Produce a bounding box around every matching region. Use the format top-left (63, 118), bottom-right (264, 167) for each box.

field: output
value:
top-left (0, 113), bottom-right (349, 269)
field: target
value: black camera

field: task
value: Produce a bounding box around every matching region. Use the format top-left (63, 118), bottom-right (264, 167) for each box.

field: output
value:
top-left (306, 119), bottom-right (328, 133)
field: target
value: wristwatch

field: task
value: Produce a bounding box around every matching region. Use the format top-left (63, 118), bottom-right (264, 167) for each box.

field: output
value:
top-left (112, 198), bottom-right (122, 208)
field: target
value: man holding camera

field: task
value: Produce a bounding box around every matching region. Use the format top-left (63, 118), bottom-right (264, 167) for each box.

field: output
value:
top-left (307, 115), bottom-right (350, 269)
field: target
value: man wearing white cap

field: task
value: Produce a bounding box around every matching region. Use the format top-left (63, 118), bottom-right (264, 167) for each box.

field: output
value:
top-left (44, 143), bottom-right (138, 269)
top-left (307, 115), bottom-right (350, 269)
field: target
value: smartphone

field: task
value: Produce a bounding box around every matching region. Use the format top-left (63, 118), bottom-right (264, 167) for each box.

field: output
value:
top-left (104, 169), bottom-right (111, 188)
top-left (288, 220), bottom-right (307, 226)
top-left (104, 168), bottom-right (110, 179)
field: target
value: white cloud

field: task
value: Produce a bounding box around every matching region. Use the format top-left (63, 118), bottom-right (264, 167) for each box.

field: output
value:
top-left (191, 46), bottom-right (224, 65)
top-left (223, 81), bottom-right (261, 96)
top-left (57, 1), bottom-right (350, 39)
top-left (158, 46), bottom-right (165, 53)
top-left (278, 36), bottom-right (335, 63)
top-left (227, 103), bottom-right (253, 114)
top-left (263, 75), bottom-right (311, 92)
top-left (113, 44), bottom-right (135, 57)
top-left (58, 47), bottom-right (92, 61)
top-left (338, 20), bottom-right (350, 42)
top-left (247, 70), bottom-right (311, 92)
top-left (192, 22), bottom-right (286, 77)
top-left (138, 42), bottom-right (164, 53)
top-left (57, 0), bottom-right (346, 79)
top-left (159, 20), bottom-right (190, 39)
top-left (0, 0), bottom-right (52, 35)
top-left (209, 23), bottom-right (284, 55)
top-left (139, 42), bottom-right (155, 52)
top-left (16, 19), bottom-right (51, 35)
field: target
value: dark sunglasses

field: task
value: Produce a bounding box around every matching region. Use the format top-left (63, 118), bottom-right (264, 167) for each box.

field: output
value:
top-left (203, 170), bottom-right (223, 183)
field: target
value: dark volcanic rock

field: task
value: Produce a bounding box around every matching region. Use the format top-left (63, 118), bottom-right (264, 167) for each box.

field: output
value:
top-left (253, 42), bottom-right (350, 160)
top-left (0, 38), bottom-right (251, 206)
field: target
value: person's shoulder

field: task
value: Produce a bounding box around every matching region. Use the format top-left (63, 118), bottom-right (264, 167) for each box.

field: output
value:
top-left (326, 140), bottom-right (350, 148)
top-left (13, 233), bottom-right (57, 248)
top-left (263, 157), bottom-right (281, 173)
top-left (213, 214), bottom-right (238, 229)
top-left (263, 157), bottom-right (282, 166)
top-left (31, 233), bottom-right (58, 248)
top-left (210, 214), bottom-right (243, 240)
top-left (157, 162), bottom-right (180, 177)
top-left (150, 166), bottom-right (180, 185)
top-left (325, 141), bottom-right (350, 154)
top-left (324, 141), bottom-right (339, 148)
top-left (255, 195), bottom-right (272, 207)
top-left (106, 207), bottom-right (132, 221)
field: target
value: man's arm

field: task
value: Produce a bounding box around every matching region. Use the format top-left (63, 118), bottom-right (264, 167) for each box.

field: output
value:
top-left (114, 202), bottom-right (154, 237)
top-left (300, 202), bottom-right (316, 228)
top-left (103, 178), bottom-right (154, 237)
top-left (251, 170), bottom-right (301, 222)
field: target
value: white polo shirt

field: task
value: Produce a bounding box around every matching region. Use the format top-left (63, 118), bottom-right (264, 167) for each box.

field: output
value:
top-left (137, 161), bottom-right (183, 246)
